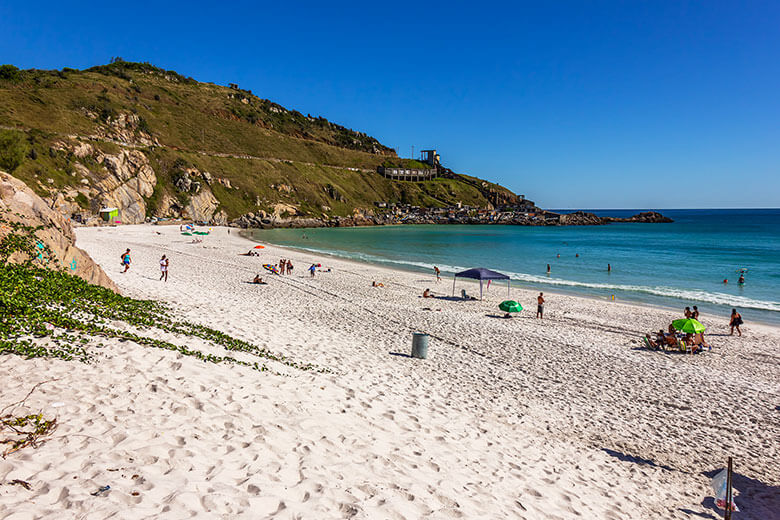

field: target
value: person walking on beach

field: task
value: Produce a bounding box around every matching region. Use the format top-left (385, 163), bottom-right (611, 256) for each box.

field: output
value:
top-left (309, 264), bottom-right (316, 278)
top-left (159, 254), bottom-right (169, 282)
top-left (434, 266), bottom-right (441, 282)
top-left (729, 309), bottom-right (743, 336)
top-left (536, 292), bottom-right (545, 319)
top-left (120, 249), bottom-right (131, 273)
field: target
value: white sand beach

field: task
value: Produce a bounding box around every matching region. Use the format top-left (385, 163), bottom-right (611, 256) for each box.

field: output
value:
top-left (1, 224), bottom-right (778, 519)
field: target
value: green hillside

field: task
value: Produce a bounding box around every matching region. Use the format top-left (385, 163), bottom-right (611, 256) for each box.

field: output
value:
top-left (0, 61), bottom-right (517, 221)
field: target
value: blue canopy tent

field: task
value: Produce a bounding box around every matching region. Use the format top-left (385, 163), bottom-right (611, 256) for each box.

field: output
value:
top-left (452, 267), bottom-right (511, 300)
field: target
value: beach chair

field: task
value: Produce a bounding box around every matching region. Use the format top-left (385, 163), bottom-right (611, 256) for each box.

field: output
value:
top-left (677, 339), bottom-right (691, 355)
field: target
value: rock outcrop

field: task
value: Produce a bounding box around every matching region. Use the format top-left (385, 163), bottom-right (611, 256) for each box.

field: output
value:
top-left (93, 149), bottom-right (157, 224)
top-left (602, 211), bottom-right (673, 223)
top-left (558, 211), bottom-right (605, 226)
top-left (46, 142), bottom-right (157, 225)
top-left (0, 171), bottom-right (119, 291)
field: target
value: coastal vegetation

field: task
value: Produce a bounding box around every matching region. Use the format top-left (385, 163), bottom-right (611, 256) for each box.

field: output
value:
top-left (0, 211), bottom-right (325, 373)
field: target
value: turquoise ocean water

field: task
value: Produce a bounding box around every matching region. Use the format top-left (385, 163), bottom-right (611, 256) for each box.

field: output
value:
top-left (248, 209), bottom-right (780, 325)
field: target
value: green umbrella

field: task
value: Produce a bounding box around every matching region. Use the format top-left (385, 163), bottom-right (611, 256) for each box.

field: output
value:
top-left (672, 318), bottom-right (706, 334)
top-left (499, 300), bottom-right (523, 313)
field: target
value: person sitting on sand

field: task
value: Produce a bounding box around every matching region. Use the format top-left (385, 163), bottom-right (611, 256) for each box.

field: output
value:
top-left (681, 333), bottom-right (701, 353)
top-left (461, 289), bottom-right (476, 301)
top-left (644, 334), bottom-right (660, 349)
top-left (693, 332), bottom-right (709, 350)
top-left (372, 281), bottom-right (385, 288)
top-left (252, 274), bottom-right (264, 284)
top-left (663, 325), bottom-right (678, 347)
top-left (423, 288), bottom-right (432, 298)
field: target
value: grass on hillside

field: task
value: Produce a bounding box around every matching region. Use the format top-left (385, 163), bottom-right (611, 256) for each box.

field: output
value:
top-left (147, 149), bottom-right (492, 217)
top-left (0, 61), bottom-right (519, 218)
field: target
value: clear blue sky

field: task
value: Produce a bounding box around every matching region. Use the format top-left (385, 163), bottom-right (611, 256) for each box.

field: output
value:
top-left (2, 1), bottom-right (779, 208)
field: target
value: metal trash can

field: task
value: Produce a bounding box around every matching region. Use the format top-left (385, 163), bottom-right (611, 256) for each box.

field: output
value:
top-left (411, 333), bottom-right (429, 359)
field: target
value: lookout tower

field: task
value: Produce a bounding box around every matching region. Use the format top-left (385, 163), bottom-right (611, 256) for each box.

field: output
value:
top-left (420, 149), bottom-right (440, 167)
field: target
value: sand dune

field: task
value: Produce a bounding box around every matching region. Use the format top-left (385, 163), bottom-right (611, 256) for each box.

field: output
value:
top-left (1, 224), bottom-right (777, 519)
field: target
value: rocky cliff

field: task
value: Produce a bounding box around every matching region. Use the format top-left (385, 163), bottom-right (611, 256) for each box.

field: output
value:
top-left (0, 171), bottom-right (118, 291)
top-left (44, 139), bottom-right (225, 224)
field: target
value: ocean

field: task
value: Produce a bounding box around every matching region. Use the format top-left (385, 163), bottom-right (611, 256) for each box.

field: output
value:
top-left (247, 209), bottom-right (780, 325)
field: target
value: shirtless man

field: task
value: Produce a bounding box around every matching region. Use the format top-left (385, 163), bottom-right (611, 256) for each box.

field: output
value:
top-left (536, 292), bottom-right (545, 319)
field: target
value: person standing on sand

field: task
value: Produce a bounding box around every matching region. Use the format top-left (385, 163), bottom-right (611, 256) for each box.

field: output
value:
top-left (536, 292), bottom-right (545, 319)
top-left (692, 306), bottom-right (699, 320)
top-left (120, 249), bottom-right (131, 273)
top-left (159, 255), bottom-right (169, 282)
top-left (287, 260), bottom-right (293, 275)
top-left (434, 266), bottom-right (441, 282)
top-left (729, 309), bottom-right (743, 336)
top-left (309, 264), bottom-right (316, 278)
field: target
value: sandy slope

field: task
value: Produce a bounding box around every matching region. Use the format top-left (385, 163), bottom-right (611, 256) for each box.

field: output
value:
top-left (1, 224), bottom-right (778, 519)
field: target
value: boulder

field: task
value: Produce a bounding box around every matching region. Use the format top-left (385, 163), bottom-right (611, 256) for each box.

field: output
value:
top-left (184, 187), bottom-right (220, 222)
top-left (0, 171), bottom-right (118, 291)
top-left (90, 150), bottom-right (157, 224)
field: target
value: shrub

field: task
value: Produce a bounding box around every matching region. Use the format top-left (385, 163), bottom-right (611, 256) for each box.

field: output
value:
top-left (0, 130), bottom-right (28, 172)
top-left (0, 64), bottom-right (20, 81)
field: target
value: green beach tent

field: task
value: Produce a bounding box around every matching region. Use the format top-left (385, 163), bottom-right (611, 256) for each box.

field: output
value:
top-left (499, 300), bottom-right (523, 313)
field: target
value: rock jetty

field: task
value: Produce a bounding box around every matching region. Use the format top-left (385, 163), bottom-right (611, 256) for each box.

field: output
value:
top-left (229, 206), bottom-right (672, 229)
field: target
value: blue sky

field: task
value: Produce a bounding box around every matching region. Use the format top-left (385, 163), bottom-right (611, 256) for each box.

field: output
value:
top-left (2, 1), bottom-right (779, 208)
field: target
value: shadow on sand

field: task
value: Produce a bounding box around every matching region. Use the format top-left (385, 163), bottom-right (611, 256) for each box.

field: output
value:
top-left (601, 448), bottom-right (677, 473)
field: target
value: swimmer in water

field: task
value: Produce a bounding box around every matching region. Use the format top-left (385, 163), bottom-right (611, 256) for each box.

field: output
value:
top-left (738, 274), bottom-right (745, 284)
top-left (723, 279), bottom-right (728, 284)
